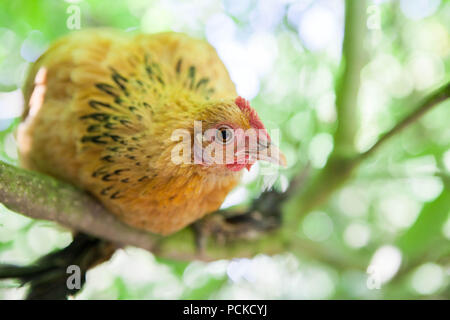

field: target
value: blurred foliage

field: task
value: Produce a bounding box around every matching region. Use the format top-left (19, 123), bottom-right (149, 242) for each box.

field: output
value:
top-left (0, 0), bottom-right (449, 299)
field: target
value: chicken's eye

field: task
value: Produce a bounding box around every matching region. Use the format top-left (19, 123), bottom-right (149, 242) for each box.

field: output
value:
top-left (216, 126), bottom-right (234, 144)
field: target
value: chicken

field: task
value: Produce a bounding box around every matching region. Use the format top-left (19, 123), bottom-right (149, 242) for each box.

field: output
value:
top-left (17, 29), bottom-right (286, 235)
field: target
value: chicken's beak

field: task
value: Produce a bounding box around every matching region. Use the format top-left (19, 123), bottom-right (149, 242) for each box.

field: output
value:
top-left (255, 143), bottom-right (287, 167)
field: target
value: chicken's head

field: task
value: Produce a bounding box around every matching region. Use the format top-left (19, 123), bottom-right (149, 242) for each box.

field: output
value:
top-left (192, 96), bottom-right (287, 173)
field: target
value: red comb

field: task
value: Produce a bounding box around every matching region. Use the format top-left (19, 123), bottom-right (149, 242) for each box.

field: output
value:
top-left (235, 96), bottom-right (267, 133)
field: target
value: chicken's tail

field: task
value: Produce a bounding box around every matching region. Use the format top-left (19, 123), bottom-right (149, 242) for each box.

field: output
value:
top-left (0, 233), bottom-right (116, 299)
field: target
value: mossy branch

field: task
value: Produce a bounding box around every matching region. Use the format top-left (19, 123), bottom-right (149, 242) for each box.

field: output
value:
top-left (0, 160), bottom-right (161, 251)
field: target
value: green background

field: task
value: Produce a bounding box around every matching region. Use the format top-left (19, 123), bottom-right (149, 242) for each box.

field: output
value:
top-left (0, 0), bottom-right (449, 299)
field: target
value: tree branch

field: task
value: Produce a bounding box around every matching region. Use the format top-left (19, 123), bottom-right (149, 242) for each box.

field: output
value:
top-left (333, 0), bottom-right (367, 157)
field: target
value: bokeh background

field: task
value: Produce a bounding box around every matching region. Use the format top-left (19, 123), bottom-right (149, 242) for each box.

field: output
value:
top-left (0, 0), bottom-right (449, 299)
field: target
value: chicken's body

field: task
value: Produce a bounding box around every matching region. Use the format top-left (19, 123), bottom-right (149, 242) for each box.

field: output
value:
top-left (18, 30), bottom-right (284, 235)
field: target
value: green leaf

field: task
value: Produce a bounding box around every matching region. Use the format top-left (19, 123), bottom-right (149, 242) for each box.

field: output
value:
top-left (396, 186), bottom-right (450, 259)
